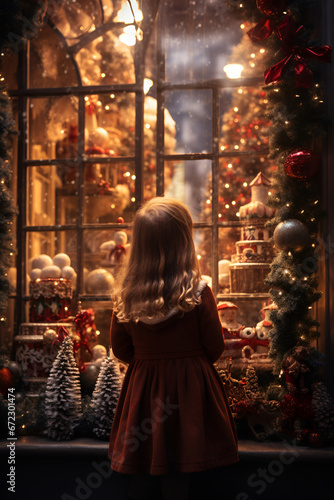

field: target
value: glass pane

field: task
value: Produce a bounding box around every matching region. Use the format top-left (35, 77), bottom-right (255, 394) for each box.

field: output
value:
top-left (0, 298), bottom-right (15, 351)
top-left (194, 228), bottom-right (212, 283)
top-left (218, 226), bottom-right (241, 294)
top-left (162, 1), bottom-right (242, 83)
top-left (27, 165), bottom-right (64, 227)
top-left (166, 160), bottom-right (211, 224)
top-left (0, 51), bottom-right (18, 89)
top-left (165, 90), bottom-right (212, 154)
top-left (26, 230), bottom-right (78, 297)
top-left (83, 163), bottom-right (135, 223)
top-left (29, 24), bottom-right (78, 88)
top-left (84, 93), bottom-right (135, 156)
top-left (83, 228), bottom-right (132, 287)
top-left (76, 33), bottom-right (135, 86)
top-left (220, 86), bottom-right (270, 153)
top-left (80, 300), bottom-right (113, 352)
top-left (28, 96), bottom-right (78, 160)
top-left (217, 157), bottom-right (273, 222)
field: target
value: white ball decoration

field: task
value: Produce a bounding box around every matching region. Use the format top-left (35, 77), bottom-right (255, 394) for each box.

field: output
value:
top-left (53, 253), bottom-right (71, 269)
top-left (30, 268), bottom-right (42, 281)
top-left (61, 266), bottom-right (77, 281)
top-left (41, 265), bottom-right (62, 279)
top-left (85, 269), bottom-right (114, 294)
top-left (32, 254), bottom-right (53, 270)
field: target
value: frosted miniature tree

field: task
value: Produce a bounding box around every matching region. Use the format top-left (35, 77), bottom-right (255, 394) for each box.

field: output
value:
top-left (44, 336), bottom-right (82, 440)
top-left (88, 356), bottom-right (122, 440)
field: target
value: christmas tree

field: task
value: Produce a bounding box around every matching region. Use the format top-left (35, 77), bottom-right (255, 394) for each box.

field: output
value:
top-left (87, 355), bottom-right (122, 440)
top-left (44, 336), bottom-right (82, 440)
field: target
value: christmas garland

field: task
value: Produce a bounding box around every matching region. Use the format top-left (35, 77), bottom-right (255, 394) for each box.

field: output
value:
top-left (226, 0), bottom-right (332, 371)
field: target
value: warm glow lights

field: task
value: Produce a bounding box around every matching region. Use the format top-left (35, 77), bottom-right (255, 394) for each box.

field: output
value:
top-left (223, 64), bottom-right (244, 79)
top-left (117, 0), bottom-right (143, 46)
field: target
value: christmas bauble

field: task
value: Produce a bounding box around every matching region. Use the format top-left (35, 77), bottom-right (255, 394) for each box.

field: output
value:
top-left (273, 219), bottom-right (310, 252)
top-left (0, 367), bottom-right (15, 396)
top-left (40, 265), bottom-right (62, 278)
top-left (6, 361), bottom-right (21, 382)
top-left (53, 253), bottom-right (71, 269)
top-left (43, 328), bottom-right (58, 344)
top-left (257, 0), bottom-right (287, 16)
top-left (284, 149), bottom-right (320, 180)
top-left (85, 269), bottom-right (114, 294)
top-left (80, 364), bottom-right (99, 395)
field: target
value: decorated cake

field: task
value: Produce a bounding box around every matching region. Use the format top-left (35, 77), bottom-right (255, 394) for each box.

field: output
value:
top-left (29, 278), bottom-right (73, 322)
top-left (230, 172), bottom-right (275, 293)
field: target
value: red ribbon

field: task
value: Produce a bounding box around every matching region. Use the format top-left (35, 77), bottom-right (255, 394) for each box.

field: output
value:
top-left (264, 15), bottom-right (332, 87)
top-left (248, 17), bottom-right (275, 43)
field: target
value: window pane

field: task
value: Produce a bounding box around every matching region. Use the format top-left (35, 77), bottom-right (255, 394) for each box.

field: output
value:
top-left (83, 228), bottom-right (132, 288)
top-left (166, 160), bottom-right (211, 224)
top-left (83, 163), bottom-right (135, 223)
top-left (26, 230), bottom-right (78, 296)
top-left (76, 34), bottom-right (135, 86)
top-left (218, 226), bottom-right (241, 294)
top-left (84, 93), bottom-right (135, 156)
top-left (195, 228), bottom-right (212, 282)
top-left (29, 24), bottom-right (78, 88)
top-left (217, 157), bottom-right (273, 222)
top-left (27, 166), bottom-right (63, 227)
top-left (80, 300), bottom-right (112, 352)
top-left (165, 90), bottom-right (212, 154)
top-left (220, 86), bottom-right (270, 153)
top-left (162, 1), bottom-right (242, 84)
top-left (29, 96), bottom-right (78, 161)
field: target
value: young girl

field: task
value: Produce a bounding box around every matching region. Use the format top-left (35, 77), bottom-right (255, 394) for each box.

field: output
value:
top-left (108, 197), bottom-right (239, 499)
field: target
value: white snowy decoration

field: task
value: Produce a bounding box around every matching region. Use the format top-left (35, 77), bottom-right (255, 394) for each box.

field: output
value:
top-left (31, 254), bottom-right (53, 270)
top-left (87, 356), bottom-right (122, 440)
top-left (85, 269), bottom-right (114, 294)
top-left (53, 253), bottom-right (71, 269)
top-left (44, 336), bottom-right (82, 440)
top-left (29, 268), bottom-right (42, 281)
top-left (40, 265), bottom-right (62, 279)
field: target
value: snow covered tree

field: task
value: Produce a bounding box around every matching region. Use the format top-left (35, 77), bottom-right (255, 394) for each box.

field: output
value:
top-left (311, 381), bottom-right (334, 439)
top-left (87, 356), bottom-right (122, 440)
top-left (44, 336), bottom-right (82, 440)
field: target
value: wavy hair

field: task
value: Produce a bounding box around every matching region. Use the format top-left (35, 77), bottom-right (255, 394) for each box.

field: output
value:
top-left (114, 197), bottom-right (202, 322)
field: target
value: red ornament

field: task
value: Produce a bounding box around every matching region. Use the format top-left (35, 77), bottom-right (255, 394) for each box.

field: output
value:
top-left (117, 217), bottom-right (124, 223)
top-left (284, 149), bottom-right (320, 180)
top-left (257, 0), bottom-right (287, 17)
top-left (0, 367), bottom-right (15, 396)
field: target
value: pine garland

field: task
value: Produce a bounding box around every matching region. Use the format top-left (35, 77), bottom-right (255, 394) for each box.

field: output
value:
top-left (0, 83), bottom-right (16, 319)
top-left (225, 0), bottom-right (331, 372)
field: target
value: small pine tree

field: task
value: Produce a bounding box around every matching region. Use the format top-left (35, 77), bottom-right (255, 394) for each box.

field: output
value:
top-left (44, 336), bottom-right (82, 440)
top-left (244, 366), bottom-right (262, 402)
top-left (311, 382), bottom-right (334, 438)
top-left (87, 356), bottom-right (122, 440)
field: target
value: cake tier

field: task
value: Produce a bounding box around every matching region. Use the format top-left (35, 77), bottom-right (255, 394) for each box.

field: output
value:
top-left (232, 240), bottom-right (274, 264)
top-left (230, 263), bottom-right (270, 294)
top-left (29, 278), bottom-right (73, 322)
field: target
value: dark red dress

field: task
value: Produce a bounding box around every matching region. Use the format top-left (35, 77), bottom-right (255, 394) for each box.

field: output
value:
top-left (108, 284), bottom-right (239, 475)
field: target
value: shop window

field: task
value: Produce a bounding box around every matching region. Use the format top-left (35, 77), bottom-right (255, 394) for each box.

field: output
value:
top-left (1, 0), bottom-right (276, 351)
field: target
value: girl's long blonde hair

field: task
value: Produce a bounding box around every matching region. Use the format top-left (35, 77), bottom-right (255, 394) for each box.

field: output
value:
top-left (114, 197), bottom-right (202, 322)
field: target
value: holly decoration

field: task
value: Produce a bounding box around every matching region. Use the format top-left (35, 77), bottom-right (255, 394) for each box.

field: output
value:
top-left (284, 149), bottom-right (320, 180)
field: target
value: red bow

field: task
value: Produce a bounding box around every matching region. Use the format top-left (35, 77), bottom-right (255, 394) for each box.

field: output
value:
top-left (109, 245), bottom-right (127, 263)
top-left (248, 17), bottom-right (275, 43)
top-left (264, 15), bottom-right (332, 87)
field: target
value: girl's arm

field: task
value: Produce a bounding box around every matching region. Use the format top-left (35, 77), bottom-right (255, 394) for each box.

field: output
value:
top-left (198, 286), bottom-right (225, 363)
top-left (110, 312), bottom-right (134, 364)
